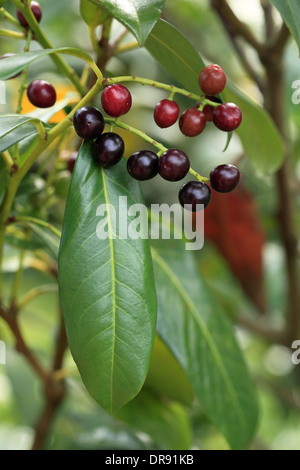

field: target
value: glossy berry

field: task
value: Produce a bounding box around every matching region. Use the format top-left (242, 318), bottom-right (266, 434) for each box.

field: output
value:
top-left (179, 181), bottom-right (211, 211)
top-left (199, 64), bottom-right (227, 95)
top-left (101, 84), bottom-right (132, 117)
top-left (158, 149), bottom-right (190, 182)
top-left (73, 106), bottom-right (104, 140)
top-left (210, 164), bottom-right (240, 193)
top-left (203, 96), bottom-right (222, 122)
top-left (154, 99), bottom-right (180, 128)
top-left (27, 80), bottom-right (56, 108)
top-left (17, 1), bottom-right (42, 28)
top-left (127, 151), bottom-right (158, 180)
top-left (179, 108), bottom-right (206, 137)
top-left (0, 54), bottom-right (21, 79)
top-left (94, 132), bottom-right (124, 167)
top-left (67, 152), bottom-right (77, 173)
top-left (213, 102), bottom-right (242, 132)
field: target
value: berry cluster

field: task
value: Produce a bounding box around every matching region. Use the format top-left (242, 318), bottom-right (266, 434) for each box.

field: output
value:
top-left (72, 64), bottom-right (241, 212)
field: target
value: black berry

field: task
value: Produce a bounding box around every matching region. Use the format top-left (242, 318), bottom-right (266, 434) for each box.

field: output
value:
top-left (179, 108), bottom-right (206, 137)
top-left (73, 106), bottom-right (104, 140)
top-left (154, 99), bottom-right (179, 128)
top-left (158, 149), bottom-right (190, 181)
top-left (101, 84), bottom-right (132, 117)
top-left (199, 64), bottom-right (227, 95)
top-left (179, 181), bottom-right (211, 211)
top-left (94, 132), bottom-right (124, 167)
top-left (213, 103), bottom-right (242, 132)
top-left (27, 80), bottom-right (56, 108)
top-left (210, 164), bottom-right (240, 193)
top-left (17, 1), bottom-right (42, 28)
top-left (127, 151), bottom-right (158, 180)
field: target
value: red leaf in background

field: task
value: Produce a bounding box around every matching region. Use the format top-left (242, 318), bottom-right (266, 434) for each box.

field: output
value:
top-left (200, 186), bottom-right (266, 313)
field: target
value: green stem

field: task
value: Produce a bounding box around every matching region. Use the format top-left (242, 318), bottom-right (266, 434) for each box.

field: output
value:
top-left (0, 79), bottom-right (103, 298)
top-left (1, 151), bottom-right (14, 169)
top-left (105, 76), bottom-right (205, 102)
top-left (18, 284), bottom-right (58, 310)
top-left (16, 30), bottom-right (33, 114)
top-left (10, 0), bottom-right (87, 96)
top-left (0, 28), bottom-right (25, 39)
top-left (14, 216), bottom-right (62, 239)
top-left (0, 7), bottom-right (25, 31)
top-left (105, 118), bottom-right (210, 183)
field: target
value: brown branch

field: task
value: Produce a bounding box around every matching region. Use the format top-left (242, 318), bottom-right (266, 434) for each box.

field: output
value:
top-left (210, 0), bottom-right (265, 56)
top-left (239, 316), bottom-right (283, 344)
top-left (31, 310), bottom-right (68, 450)
top-left (260, 0), bottom-right (275, 40)
top-left (210, 0), bottom-right (265, 93)
top-left (0, 307), bottom-right (48, 381)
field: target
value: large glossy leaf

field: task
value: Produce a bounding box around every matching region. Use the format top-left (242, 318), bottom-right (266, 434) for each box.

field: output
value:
top-left (0, 115), bottom-right (49, 152)
top-left (58, 142), bottom-right (157, 412)
top-left (0, 47), bottom-right (95, 81)
top-left (145, 19), bottom-right (205, 95)
top-left (269, 0), bottom-right (300, 49)
top-left (92, 0), bottom-right (165, 45)
top-left (223, 84), bottom-right (285, 175)
top-left (145, 336), bottom-right (194, 406)
top-left (80, 0), bottom-right (105, 26)
top-left (152, 239), bottom-right (259, 450)
top-left (117, 389), bottom-right (192, 450)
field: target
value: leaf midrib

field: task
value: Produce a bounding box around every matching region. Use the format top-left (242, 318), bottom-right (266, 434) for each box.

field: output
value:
top-left (151, 247), bottom-right (246, 429)
top-left (101, 167), bottom-right (116, 412)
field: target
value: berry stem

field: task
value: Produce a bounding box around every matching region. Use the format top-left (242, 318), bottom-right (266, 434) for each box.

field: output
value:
top-left (104, 117), bottom-right (209, 183)
top-left (0, 7), bottom-right (25, 32)
top-left (16, 29), bottom-right (32, 114)
top-left (0, 28), bottom-right (25, 39)
top-left (105, 76), bottom-right (205, 103)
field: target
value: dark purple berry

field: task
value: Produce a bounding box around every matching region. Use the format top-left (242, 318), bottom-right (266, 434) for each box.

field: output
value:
top-left (199, 64), bottom-right (227, 95)
top-left (213, 103), bottom-right (242, 132)
top-left (94, 132), bottom-right (124, 167)
top-left (27, 80), bottom-right (56, 108)
top-left (179, 108), bottom-right (206, 137)
top-left (127, 151), bottom-right (158, 180)
top-left (158, 149), bottom-right (190, 182)
top-left (210, 164), bottom-right (240, 193)
top-left (17, 1), bottom-right (42, 28)
top-left (101, 84), bottom-right (132, 117)
top-left (179, 181), bottom-right (211, 211)
top-left (154, 99), bottom-right (180, 128)
top-left (73, 106), bottom-right (104, 140)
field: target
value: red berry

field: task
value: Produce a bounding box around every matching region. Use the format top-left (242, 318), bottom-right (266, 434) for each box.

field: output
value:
top-left (101, 84), bottom-right (132, 117)
top-left (158, 149), bottom-right (190, 181)
top-left (210, 164), bottom-right (240, 193)
top-left (94, 132), bottom-right (124, 167)
top-left (17, 1), bottom-right (42, 28)
top-left (179, 181), bottom-right (211, 211)
top-left (203, 96), bottom-right (222, 122)
top-left (73, 106), bottom-right (104, 140)
top-left (127, 151), bottom-right (158, 180)
top-left (27, 80), bottom-right (56, 108)
top-left (199, 64), bottom-right (227, 95)
top-left (213, 103), bottom-right (242, 132)
top-left (154, 99), bottom-right (180, 128)
top-left (179, 108), bottom-right (206, 137)
top-left (0, 54), bottom-right (22, 79)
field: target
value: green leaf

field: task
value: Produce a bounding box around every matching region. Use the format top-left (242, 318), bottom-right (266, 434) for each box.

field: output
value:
top-left (269, 0), bottom-right (300, 49)
top-left (58, 142), bottom-right (157, 413)
top-left (152, 240), bottom-right (259, 450)
top-left (0, 115), bottom-right (49, 152)
top-left (0, 47), bottom-right (96, 81)
top-left (145, 336), bottom-right (194, 406)
top-left (145, 19), bottom-right (205, 95)
top-left (223, 84), bottom-right (285, 175)
top-left (117, 389), bottom-right (192, 450)
top-left (80, 0), bottom-right (105, 26)
top-left (92, 0), bottom-right (165, 45)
